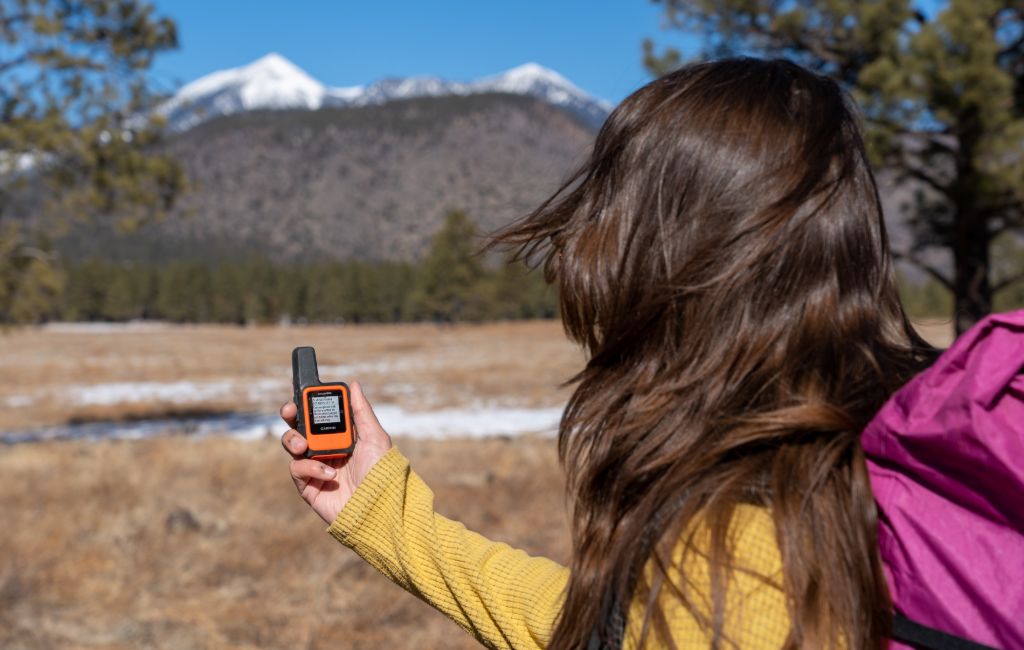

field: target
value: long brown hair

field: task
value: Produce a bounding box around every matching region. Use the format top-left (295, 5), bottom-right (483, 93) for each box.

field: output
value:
top-left (489, 57), bottom-right (934, 649)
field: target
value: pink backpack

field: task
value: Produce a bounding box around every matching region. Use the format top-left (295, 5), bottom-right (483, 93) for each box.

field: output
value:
top-left (863, 310), bottom-right (1024, 649)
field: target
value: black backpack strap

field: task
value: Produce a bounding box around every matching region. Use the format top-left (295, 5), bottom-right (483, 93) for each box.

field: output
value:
top-left (892, 613), bottom-right (1000, 650)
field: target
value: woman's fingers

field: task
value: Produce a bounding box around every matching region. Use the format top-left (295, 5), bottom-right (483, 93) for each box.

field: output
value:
top-left (281, 428), bottom-right (307, 459)
top-left (280, 401), bottom-right (298, 429)
top-left (289, 458), bottom-right (337, 490)
top-left (349, 381), bottom-right (391, 446)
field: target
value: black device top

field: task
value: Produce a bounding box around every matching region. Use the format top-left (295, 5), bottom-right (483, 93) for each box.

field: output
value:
top-left (292, 346), bottom-right (321, 393)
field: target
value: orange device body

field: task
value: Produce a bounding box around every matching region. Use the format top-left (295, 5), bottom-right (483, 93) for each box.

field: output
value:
top-left (300, 383), bottom-right (355, 460)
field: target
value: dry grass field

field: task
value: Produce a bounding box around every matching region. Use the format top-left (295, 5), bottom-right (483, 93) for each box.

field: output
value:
top-left (0, 321), bottom-right (581, 649)
top-left (0, 318), bottom-right (954, 649)
top-left (0, 436), bottom-right (569, 650)
top-left (0, 321), bottom-right (586, 433)
top-left (0, 319), bottom-right (952, 434)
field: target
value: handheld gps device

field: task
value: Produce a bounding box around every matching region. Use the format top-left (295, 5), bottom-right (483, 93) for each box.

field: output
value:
top-left (291, 346), bottom-right (356, 460)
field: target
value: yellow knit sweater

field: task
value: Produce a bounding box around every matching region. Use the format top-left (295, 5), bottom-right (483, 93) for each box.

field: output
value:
top-left (328, 447), bottom-right (790, 649)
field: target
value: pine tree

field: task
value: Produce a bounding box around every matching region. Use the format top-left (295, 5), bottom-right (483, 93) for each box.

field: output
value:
top-left (102, 264), bottom-right (149, 321)
top-left (0, 242), bottom-right (63, 324)
top-left (646, 0), bottom-right (1024, 332)
top-left (305, 263), bottom-right (350, 323)
top-left (405, 210), bottom-right (488, 322)
top-left (377, 262), bottom-right (416, 323)
top-left (209, 265), bottom-right (247, 324)
top-left (155, 262), bottom-right (211, 322)
top-left (61, 259), bottom-right (110, 321)
top-left (0, 0), bottom-right (183, 324)
top-left (489, 258), bottom-right (533, 320)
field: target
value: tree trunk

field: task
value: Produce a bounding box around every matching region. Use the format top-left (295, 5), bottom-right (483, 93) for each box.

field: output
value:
top-left (950, 104), bottom-right (991, 337)
top-left (951, 212), bottom-right (992, 336)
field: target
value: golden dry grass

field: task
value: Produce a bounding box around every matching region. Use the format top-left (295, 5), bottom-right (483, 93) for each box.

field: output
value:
top-left (0, 435), bottom-right (569, 650)
top-left (0, 321), bottom-right (582, 648)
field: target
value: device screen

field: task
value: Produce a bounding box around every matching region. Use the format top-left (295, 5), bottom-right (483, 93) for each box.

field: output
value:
top-left (305, 388), bottom-right (347, 435)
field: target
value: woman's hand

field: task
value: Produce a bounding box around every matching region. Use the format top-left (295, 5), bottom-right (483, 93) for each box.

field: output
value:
top-left (280, 381), bottom-right (393, 524)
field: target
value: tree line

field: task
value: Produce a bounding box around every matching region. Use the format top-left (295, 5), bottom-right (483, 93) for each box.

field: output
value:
top-left (27, 211), bottom-right (558, 325)
top-left (6, 207), bottom-right (1023, 325)
top-left (34, 257), bottom-right (1024, 326)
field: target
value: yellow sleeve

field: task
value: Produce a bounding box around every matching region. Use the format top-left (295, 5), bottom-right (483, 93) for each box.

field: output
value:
top-left (327, 447), bottom-right (569, 650)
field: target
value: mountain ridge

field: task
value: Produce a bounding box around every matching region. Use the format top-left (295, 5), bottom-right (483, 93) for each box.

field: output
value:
top-left (61, 92), bottom-right (597, 264)
top-left (159, 53), bottom-right (613, 132)
top-left (64, 59), bottom-right (930, 282)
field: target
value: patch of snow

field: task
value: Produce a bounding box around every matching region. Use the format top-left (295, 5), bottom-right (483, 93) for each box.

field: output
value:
top-left (375, 403), bottom-right (562, 438)
top-left (69, 378), bottom-right (286, 406)
top-left (40, 321), bottom-right (174, 333)
top-left (1, 403), bottom-right (563, 444)
top-left (2, 395), bottom-right (34, 408)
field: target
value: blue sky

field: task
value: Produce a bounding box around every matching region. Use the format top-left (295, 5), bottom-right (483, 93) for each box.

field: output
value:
top-left (149, 1), bottom-right (700, 105)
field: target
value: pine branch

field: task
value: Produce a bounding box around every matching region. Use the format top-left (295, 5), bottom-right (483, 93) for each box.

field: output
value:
top-left (0, 11), bottom-right (31, 32)
top-left (0, 51), bottom-right (35, 74)
top-left (787, 30), bottom-right (848, 67)
top-left (993, 270), bottom-right (1024, 293)
top-left (892, 250), bottom-right (955, 290)
top-left (898, 163), bottom-right (953, 198)
top-left (999, 30), bottom-right (1024, 58)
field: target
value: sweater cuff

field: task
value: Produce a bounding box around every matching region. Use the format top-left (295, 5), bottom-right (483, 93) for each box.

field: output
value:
top-left (327, 446), bottom-right (408, 545)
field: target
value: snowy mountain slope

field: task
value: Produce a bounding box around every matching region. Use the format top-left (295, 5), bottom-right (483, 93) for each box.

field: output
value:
top-left (160, 53), bottom-right (612, 131)
top-left (341, 75), bottom-right (466, 107)
top-left (470, 63), bottom-right (612, 131)
top-left (159, 53), bottom-right (333, 132)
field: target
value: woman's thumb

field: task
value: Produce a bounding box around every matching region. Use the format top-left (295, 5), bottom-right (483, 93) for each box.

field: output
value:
top-left (349, 381), bottom-right (390, 445)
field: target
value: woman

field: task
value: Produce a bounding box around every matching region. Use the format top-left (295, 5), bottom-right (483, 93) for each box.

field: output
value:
top-left (279, 57), bottom-right (936, 649)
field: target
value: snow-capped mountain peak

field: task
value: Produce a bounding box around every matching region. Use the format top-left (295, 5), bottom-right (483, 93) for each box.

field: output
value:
top-left (159, 52), bottom-right (328, 131)
top-left (160, 54), bottom-right (611, 132)
top-left (471, 62), bottom-right (612, 126)
top-left (232, 52), bottom-right (325, 108)
top-left (246, 52), bottom-right (306, 75)
top-left (482, 62), bottom-right (574, 92)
